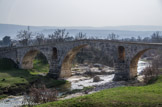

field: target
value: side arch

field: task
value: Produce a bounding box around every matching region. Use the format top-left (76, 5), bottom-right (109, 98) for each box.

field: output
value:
top-left (60, 44), bottom-right (88, 78)
top-left (21, 49), bottom-right (49, 69)
top-left (0, 58), bottom-right (18, 69)
top-left (130, 48), bottom-right (151, 79)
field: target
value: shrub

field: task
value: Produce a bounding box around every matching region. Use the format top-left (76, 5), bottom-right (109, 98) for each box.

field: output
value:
top-left (141, 61), bottom-right (159, 84)
top-left (23, 84), bottom-right (58, 106)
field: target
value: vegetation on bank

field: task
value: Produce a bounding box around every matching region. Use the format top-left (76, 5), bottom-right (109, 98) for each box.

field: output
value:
top-left (0, 69), bottom-right (66, 98)
top-left (37, 75), bottom-right (162, 107)
top-left (0, 58), bottom-right (66, 99)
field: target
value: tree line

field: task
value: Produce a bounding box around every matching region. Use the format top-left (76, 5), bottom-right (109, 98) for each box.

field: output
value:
top-left (0, 27), bottom-right (162, 47)
top-left (121, 32), bottom-right (162, 43)
top-left (0, 28), bottom-right (89, 47)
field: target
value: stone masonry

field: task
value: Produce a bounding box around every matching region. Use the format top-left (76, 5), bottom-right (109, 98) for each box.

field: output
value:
top-left (0, 40), bottom-right (161, 81)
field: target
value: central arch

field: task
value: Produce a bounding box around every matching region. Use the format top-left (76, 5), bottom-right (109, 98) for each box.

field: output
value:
top-left (21, 49), bottom-right (49, 70)
top-left (130, 49), bottom-right (151, 79)
top-left (60, 44), bottom-right (88, 78)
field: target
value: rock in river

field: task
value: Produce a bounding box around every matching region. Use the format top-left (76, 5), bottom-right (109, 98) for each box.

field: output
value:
top-left (93, 76), bottom-right (101, 82)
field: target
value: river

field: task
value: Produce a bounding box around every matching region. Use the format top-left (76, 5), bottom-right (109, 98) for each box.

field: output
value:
top-left (0, 59), bottom-right (150, 107)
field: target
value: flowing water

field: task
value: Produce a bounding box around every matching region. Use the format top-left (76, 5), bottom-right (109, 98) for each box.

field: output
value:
top-left (66, 60), bottom-right (150, 90)
top-left (0, 59), bottom-right (150, 107)
top-left (0, 96), bottom-right (24, 107)
top-left (137, 60), bottom-right (150, 74)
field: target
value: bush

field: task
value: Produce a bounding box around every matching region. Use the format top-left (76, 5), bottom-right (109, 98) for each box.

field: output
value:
top-left (23, 85), bottom-right (58, 106)
top-left (141, 64), bottom-right (159, 84)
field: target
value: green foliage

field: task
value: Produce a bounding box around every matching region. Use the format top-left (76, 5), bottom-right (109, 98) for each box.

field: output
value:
top-left (0, 69), bottom-right (30, 88)
top-left (30, 52), bottom-right (49, 74)
top-left (0, 69), bottom-right (66, 99)
top-left (0, 56), bottom-right (65, 99)
top-left (0, 52), bottom-right (65, 100)
top-left (32, 59), bottom-right (49, 74)
top-left (35, 52), bottom-right (48, 64)
top-left (37, 76), bottom-right (162, 107)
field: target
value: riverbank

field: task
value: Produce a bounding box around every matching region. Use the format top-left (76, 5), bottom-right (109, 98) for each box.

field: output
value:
top-left (59, 80), bottom-right (127, 100)
top-left (0, 69), bottom-right (66, 100)
top-left (0, 59), bottom-right (67, 99)
top-left (37, 75), bottom-right (162, 107)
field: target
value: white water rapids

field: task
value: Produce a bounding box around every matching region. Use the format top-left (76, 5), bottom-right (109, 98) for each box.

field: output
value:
top-left (66, 60), bottom-right (150, 89)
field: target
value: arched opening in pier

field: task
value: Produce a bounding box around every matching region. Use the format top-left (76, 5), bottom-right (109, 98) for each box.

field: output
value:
top-left (52, 47), bottom-right (58, 59)
top-left (118, 46), bottom-right (125, 62)
top-left (22, 50), bottom-right (49, 74)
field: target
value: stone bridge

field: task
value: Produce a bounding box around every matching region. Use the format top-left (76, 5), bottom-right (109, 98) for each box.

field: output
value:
top-left (0, 40), bottom-right (161, 81)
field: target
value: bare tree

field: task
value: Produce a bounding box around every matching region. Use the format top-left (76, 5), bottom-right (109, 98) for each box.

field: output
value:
top-left (48, 29), bottom-right (69, 42)
top-left (130, 37), bottom-right (136, 42)
top-left (2, 36), bottom-right (11, 46)
top-left (36, 33), bottom-right (44, 45)
top-left (75, 32), bottom-right (87, 40)
top-left (137, 36), bottom-right (142, 42)
top-left (141, 59), bottom-right (159, 84)
top-left (23, 85), bottom-right (58, 105)
top-left (151, 31), bottom-right (162, 43)
top-left (143, 37), bottom-right (150, 42)
top-left (17, 30), bottom-right (33, 46)
top-left (107, 33), bottom-right (119, 41)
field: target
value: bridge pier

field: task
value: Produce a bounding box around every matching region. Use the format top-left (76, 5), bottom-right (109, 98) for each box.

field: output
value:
top-left (47, 60), bottom-right (61, 79)
top-left (113, 60), bottom-right (130, 81)
top-left (48, 68), bottom-right (61, 79)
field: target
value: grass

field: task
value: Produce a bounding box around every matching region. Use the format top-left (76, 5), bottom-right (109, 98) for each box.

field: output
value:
top-left (0, 59), bottom-right (66, 99)
top-left (0, 69), bottom-right (32, 88)
top-left (0, 69), bottom-right (66, 98)
top-left (31, 60), bottom-right (49, 75)
top-left (37, 76), bottom-right (162, 107)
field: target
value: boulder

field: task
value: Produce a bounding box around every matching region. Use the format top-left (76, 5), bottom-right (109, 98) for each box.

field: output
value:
top-left (93, 63), bottom-right (102, 68)
top-left (93, 76), bottom-right (101, 82)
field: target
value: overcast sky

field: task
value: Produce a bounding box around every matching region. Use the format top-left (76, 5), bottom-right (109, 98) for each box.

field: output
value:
top-left (0, 0), bottom-right (162, 27)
